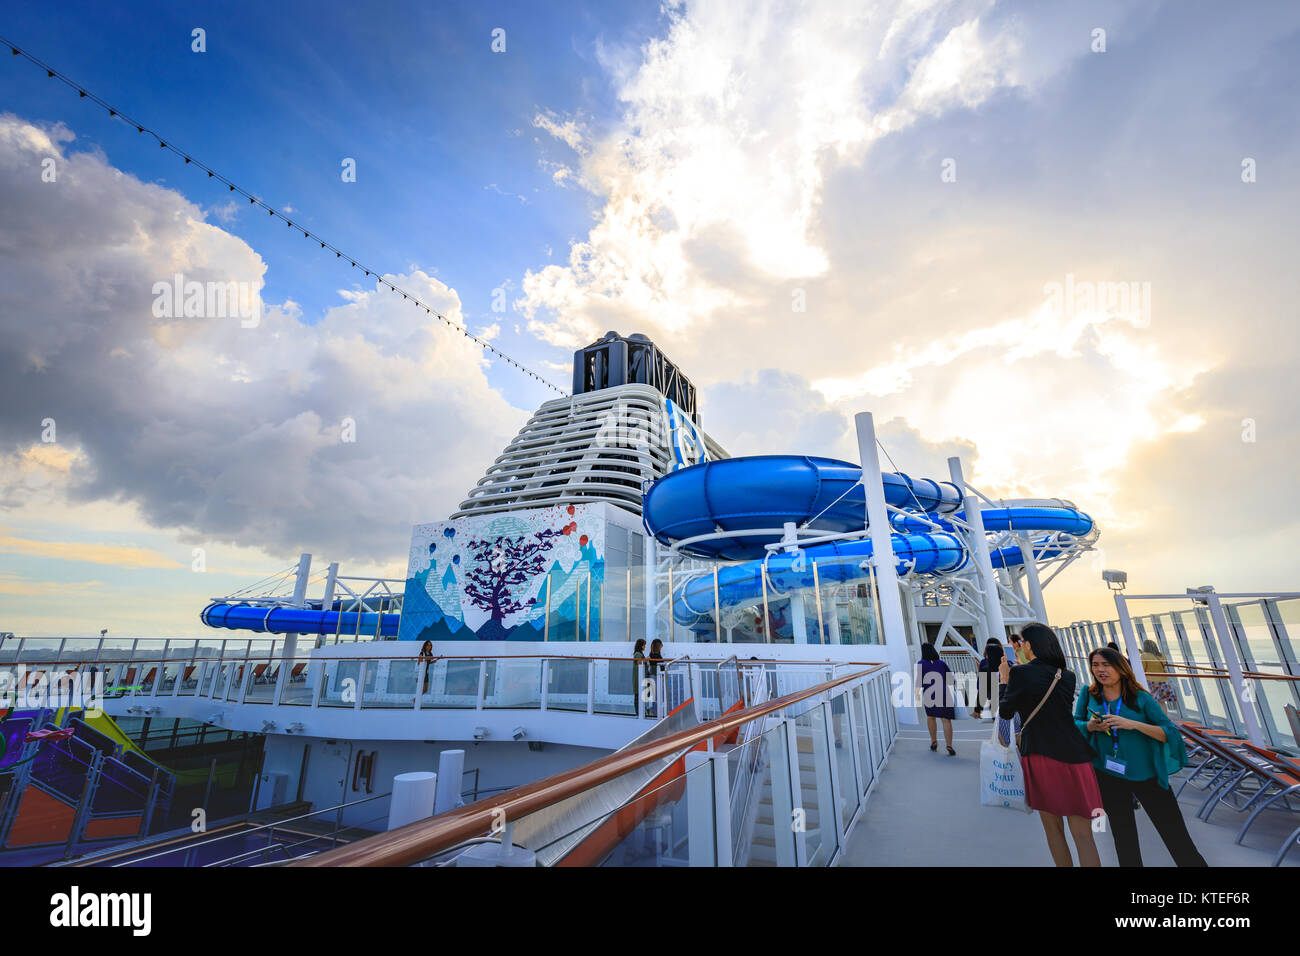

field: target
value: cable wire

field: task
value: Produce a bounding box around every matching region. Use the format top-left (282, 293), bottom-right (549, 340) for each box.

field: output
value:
top-left (1, 34), bottom-right (568, 395)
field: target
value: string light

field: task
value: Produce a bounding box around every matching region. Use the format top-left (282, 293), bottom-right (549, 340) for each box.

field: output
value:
top-left (2, 32), bottom-right (569, 396)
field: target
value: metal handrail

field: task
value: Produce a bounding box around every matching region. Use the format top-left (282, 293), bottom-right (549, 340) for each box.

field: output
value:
top-left (291, 664), bottom-right (885, 867)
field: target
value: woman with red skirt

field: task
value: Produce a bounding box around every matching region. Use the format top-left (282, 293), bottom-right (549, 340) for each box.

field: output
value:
top-left (999, 623), bottom-right (1103, 867)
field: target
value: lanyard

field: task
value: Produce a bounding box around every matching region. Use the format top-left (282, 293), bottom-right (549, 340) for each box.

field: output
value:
top-left (1102, 697), bottom-right (1121, 754)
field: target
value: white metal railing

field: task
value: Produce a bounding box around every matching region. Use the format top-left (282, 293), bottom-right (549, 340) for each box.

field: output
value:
top-left (292, 663), bottom-right (896, 868)
top-left (1057, 591), bottom-right (1300, 751)
top-left (0, 638), bottom-right (876, 726)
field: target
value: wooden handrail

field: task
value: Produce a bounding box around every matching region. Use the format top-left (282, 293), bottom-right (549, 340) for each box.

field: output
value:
top-left (290, 664), bottom-right (886, 867)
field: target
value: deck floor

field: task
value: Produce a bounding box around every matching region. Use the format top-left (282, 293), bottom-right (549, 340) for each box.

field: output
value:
top-left (839, 721), bottom-right (1300, 867)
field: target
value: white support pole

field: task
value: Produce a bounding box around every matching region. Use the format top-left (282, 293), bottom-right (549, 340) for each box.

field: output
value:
top-left (782, 522), bottom-right (808, 644)
top-left (434, 749), bottom-right (465, 813)
top-left (1204, 590), bottom-right (1266, 746)
top-left (855, 413), bottom-right (917, 725)
top-left (1017, 538), bottom-right (1048, 621)
top-left (281, 553), bottom-right (312, 662)
top-left (947, 460), bottom-right (1006, 646)
top-left (644, 535), bottom-right (658, 642)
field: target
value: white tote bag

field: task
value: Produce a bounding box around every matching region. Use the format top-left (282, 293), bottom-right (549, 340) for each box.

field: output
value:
top-left (980, 717), bottom-right (1031, 813)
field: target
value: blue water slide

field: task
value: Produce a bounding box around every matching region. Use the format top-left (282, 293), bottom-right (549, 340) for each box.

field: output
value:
top-left (642, 455), bottom-right (963, 561)
top-left (201, 602), bottom-right (400, 638)
top-left (642, 456), bottom-right (1093, 626)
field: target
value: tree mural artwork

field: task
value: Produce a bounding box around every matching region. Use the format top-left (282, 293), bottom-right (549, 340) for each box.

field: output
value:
top-left (462, 528), bottom-right (563, 627)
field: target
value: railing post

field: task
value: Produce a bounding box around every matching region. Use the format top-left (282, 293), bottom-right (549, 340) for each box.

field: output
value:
top-left (773, 718), bottom-right (803, 866)
top-left (586, 659), bottom-right (594, 715)
top-left (1113, 594), bottom-right (1149, 688)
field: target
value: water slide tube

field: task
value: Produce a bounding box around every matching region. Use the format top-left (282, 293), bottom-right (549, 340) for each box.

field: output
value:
top-left (641, 456), bottom-right (1093, 627)
top-left (201, 603), bottom-right (400, 638)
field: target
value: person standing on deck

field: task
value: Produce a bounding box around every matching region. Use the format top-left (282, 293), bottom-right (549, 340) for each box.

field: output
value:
top-left (999, 623), bottom-right (1103, 867)
top-left (974, 638), bottom-right (1003, 720)
top-left (1077, 647), bottom-right (1206, 867)
top-left (918, 643), bottom-right (956, 755)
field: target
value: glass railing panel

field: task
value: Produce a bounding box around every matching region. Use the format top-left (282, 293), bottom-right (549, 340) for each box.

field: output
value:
top-left (57, 638), bottom-right (102, 664)
top-left (16, 638), bottom-right (63, 662)
top-left (277, 654), bottom-right (316, 706)
top-left (362, 659), bottom-right (418, 708)
top-left (546, 658), bottom-right (590, 713)
top-left (1229, 602), bottom-right (1295, 748)
top-left (175, 652), bottom-right (208, 697)
top-left (243, 643), bottom-right (280, 705)
top-left (830, 692), bottom-right (860, 819)
top-left (421, 659), bottom-right (481, 709)
top-left (483, 659), bottom-right (542, 709)
top-left (1146, 613), bottom-right (1201, 724)
top-left (593, 658), bottom-right (637, 716)
top-left (1177, 609), bottom-right (1239, 732)
top-left (319, 659), bottom-right (361, 707)
top-left (726, 731), bottom-right (773, 866)
top-left (207, 662), bottom-right (232, 700)
top-left (850, 685), bottom-right (874, 787)
top-left (1273, 598), bottom-right (1300, 673)
top-left (793, 704), bottom-right (834, 865)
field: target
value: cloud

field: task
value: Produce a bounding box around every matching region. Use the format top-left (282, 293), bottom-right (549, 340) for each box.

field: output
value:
top-left (0, 530), bottom-right (181, 569)
top-left (514, 0), bottom-right (1300, 621)
top-left (517, 0), bottom-right (1033, 347)
top-left (0, 113), bottom-right (527, 564)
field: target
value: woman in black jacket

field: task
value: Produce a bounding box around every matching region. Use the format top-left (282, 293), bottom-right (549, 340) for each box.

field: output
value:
top-left (999, 623), bottom-right (1102, 867)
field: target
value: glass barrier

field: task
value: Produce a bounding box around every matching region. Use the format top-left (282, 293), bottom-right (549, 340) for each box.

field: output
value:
top-left (278, 653), bottom-right (316, 706)
top-left (793, 705), bottom-right (834, 866)
top-left (421, 659), bottom-right (482, 709)
top-left (830, 693), bottom-right (860, 823)
top-left (483, 659), bottom-right (542, 709)
top-left (243, 640), bottom-right (280, 705)
top-left (362, 659), bottom-right (418, 709)
top-left (546, 658), bottom-right (591, 713)
top-left (593, 658), bottom-right (637, 716)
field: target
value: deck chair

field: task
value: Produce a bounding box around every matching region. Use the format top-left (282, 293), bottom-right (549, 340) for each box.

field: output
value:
top-left (289, 662), bottom-right (307, 682)
top-left (1231, 742), bottom-right (1300, 845)
top-left (1178, 723), bottom-right (1299, 830)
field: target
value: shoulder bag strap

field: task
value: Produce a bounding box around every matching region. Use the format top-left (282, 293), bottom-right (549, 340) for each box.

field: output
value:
top-left (1014, 668), bottom-right (1061, 747)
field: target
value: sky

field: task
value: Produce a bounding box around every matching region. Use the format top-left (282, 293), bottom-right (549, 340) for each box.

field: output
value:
top-left (1, 0), bottom-right (1297, 636)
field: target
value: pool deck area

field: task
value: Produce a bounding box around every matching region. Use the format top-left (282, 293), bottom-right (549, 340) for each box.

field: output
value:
top-left (840, 720), bottom-right (1300, 867)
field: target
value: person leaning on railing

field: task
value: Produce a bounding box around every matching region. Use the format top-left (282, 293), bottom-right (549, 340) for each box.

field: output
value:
top-left (645, 639), bottom-right (666, 718)
top-left (1139, 639), bottom-right (1177, 710)
top-left (1075, 646), bottom-right (1206, 867)
top-left (632, 639), bottom-right (647, 716)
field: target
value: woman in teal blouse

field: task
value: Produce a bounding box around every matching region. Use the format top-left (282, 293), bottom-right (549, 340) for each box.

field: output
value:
top-left (1074, 647), bottom-right (1206, 867)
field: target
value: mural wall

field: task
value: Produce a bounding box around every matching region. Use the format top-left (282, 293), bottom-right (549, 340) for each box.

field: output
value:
top-left (398, 503), bottom-right (611, 642)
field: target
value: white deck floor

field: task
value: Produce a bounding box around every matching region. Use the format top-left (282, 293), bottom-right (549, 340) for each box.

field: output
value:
top-left (839, 721), bottom-right (1300, 867)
